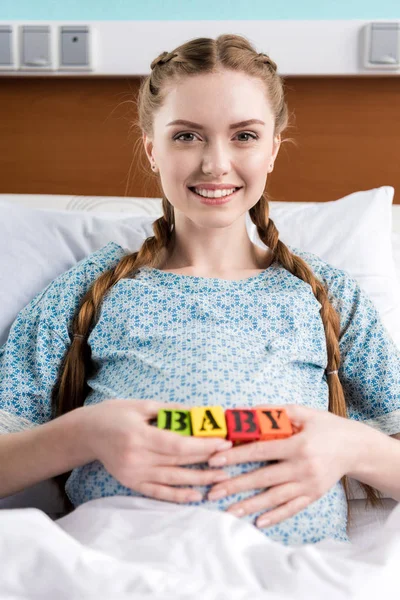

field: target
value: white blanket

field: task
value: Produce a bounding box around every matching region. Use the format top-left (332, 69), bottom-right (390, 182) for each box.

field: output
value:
top-left (0, 495), bottom-right (399, 599)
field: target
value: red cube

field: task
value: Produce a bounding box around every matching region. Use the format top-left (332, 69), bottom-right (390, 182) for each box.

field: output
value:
top-left (225, 409), bottom-right (261, 444)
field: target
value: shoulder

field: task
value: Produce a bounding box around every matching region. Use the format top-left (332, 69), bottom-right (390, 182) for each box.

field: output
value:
top-left (287, 244), bottom-right (359, 292)
top-left (24, 242), bottom-right (129, 340)
top-left (30, 241), bottom-right (128, 308)
top-left (286, 244), bottom-right (366, 319)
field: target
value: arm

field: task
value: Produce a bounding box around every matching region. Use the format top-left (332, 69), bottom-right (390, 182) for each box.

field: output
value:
top-left (348, 426), bottom-right (400, 502)
top-left (0, 406), bottom-right (95, 499)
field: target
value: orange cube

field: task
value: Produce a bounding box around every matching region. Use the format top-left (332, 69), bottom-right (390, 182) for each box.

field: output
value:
top-left (256, 407), bottom-right (293, 440)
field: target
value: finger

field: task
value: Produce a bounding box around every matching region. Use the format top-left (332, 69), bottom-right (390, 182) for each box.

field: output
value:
top-left (145, 424), bottom-right (232, 458)
top-left (225, 482), bottom-right (303, 518)
top-left (133, 448), bottom-right (223, 467)
top-left (208, 437), bottom-right (296, 466)
top-left (208, 462), bottom-right (293, 499)
top-left (137, 482), bottom-right (204, 504)
top-left (282, 403), bottom-right (320, 425)
top-left (149, 466), bottom-right (231, 486)
top-left (255, 495), bottom-right (311, 528)
top-left (140, 447), bottom-right (231, 467)
top-left (152, 449), bottom-right (231, 466)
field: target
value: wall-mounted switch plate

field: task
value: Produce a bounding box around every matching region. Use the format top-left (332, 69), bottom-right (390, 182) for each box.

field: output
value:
top-left (59, 25), bottom-right (91, 71)
top-left (20, 25), bottom-right (53, 70)
top-left (0, 25), bottom-right (14, 70)
top-left (362, 22), bottom-right (400, 70)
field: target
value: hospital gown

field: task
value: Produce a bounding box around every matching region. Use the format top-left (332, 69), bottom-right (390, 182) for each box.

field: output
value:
top-left (1, 241), bottom-right (400, 546)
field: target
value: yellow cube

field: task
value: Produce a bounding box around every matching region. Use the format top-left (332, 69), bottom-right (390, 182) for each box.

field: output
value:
top-left (190, 406), bottom-right (227, 438)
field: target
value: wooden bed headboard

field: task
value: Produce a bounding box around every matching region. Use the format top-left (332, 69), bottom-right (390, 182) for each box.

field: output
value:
top-left (1, 76), bottom-right (399, 204)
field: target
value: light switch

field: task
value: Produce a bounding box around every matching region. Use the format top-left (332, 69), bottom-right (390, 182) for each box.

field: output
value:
top-left (370, 23), bottom-right (400, 64)
top-left (0, 25), bottom-right (13, 67)
top-left (60, 26), bottom-right (91, 69)
top-left (21, 25), bottom-right (51, 69)
top-left (362, 22), bottom-right (400, 69)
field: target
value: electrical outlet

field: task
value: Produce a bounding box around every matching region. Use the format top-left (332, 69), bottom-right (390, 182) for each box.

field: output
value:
top-left (0, 25), bottom-right (13, 70)
top-left (362, 22), bottom-right (400, 70)
top-left (59, 25), bottom-right (91, 70)
top-left (20, 25), bottom-right (52, 71)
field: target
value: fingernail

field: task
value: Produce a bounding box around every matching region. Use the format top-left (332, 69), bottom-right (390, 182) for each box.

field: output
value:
top-left (208, 489), bottom-right (227, 500)
top-left (227, 507), bottom-right (245, 517)
top-left (209, 455), bottom-right (227, 466)
top-left (213, 472), bottom-right (230, 482)
top-left (216, 441), bottom-right (233, 451)
top-left (188, 492), bottom-right (202, 502)
top-left (257, 517), bottom-right (271, 528)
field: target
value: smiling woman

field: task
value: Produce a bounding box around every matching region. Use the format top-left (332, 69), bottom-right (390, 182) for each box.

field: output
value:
top-left (2, 34), bottom-right (400, 552)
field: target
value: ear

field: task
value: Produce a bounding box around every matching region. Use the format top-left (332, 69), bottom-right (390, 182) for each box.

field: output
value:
top-left (271, 133), bottom-right (281, 163)
top-left (142, 133), bottom-right (154, 165)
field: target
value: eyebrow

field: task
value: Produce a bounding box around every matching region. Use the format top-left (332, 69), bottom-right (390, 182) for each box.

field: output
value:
top-left (166, 119), bottom-right (266, 129)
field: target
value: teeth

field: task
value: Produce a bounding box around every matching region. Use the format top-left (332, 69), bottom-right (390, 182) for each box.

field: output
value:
top-left (193, 187), bottom-right (237, 198)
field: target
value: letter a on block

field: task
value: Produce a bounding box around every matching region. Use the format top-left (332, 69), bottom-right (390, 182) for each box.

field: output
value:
top-left (256, 407), bottom-right (293, 440)
top-left (190, 406), bottom-right (227, 438)
top-left (157, 409), bottom-right (192, 436)
top-left (225, 409), bottom-right (261, 444)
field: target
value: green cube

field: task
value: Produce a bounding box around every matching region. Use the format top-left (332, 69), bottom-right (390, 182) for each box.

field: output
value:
top-left (157, 409), bottom-right (192, 436)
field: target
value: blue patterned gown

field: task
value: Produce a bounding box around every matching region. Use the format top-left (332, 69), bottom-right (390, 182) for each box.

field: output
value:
top-left (1, 241), bottom-right (400, 546)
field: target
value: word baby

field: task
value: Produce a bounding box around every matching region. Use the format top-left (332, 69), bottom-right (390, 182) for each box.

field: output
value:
top-left (157, 406), bottom-right (293, 445)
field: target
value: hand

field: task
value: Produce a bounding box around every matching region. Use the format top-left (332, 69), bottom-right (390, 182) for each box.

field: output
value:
top-left (82, 398), bottom-right (233, 504)
top-left (206, 404), bottom-right (366, 528)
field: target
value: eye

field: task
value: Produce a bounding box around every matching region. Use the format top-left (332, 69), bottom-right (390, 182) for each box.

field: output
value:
top-left (174, 132), bottom-right (197, 142)
top-left (236, 132), bottom-right (258, 142)
top-left (173, 131), bottom-right (259, 143)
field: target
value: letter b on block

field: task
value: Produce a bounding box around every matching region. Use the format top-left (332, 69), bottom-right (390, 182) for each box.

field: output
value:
top-left (157, 409), bottom-right (192, 436)
top-left (225, 409), bottom-right (261, 445)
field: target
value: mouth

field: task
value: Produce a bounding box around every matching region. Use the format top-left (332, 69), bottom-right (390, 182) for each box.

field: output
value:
top-left (188, 186), bottom-right (242, 205)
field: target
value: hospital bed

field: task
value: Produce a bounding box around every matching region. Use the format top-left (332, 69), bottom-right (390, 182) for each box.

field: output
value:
top-left (0, 188), bottom-right (399, 554)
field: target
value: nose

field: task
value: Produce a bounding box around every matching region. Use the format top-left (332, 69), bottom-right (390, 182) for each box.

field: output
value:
top-left (201, 140), bottom-right (231, 177)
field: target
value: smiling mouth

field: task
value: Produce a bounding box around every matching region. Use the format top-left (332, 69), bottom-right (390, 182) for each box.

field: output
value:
top-left (188, 186), bottom-right (242, 198)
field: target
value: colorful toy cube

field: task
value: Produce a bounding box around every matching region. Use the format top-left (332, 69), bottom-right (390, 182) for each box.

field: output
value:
top-left (256, 407), bottom-right (293, 440)
top-left (190, 406), bottom-right (227, 438)
top-left (157, 409), bottom-right (192, 436)
top-left (225, 409), bottom-right (261, 444)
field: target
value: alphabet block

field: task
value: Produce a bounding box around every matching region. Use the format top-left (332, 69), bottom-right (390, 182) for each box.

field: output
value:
top-left (256, 407), bottom-right (293, 440)
top-left (225, 409), bottom-right (261, 444)
top-left (190, 406), bottom-right (227, 438)
top-left (157, 409), bottom-right (192, 436)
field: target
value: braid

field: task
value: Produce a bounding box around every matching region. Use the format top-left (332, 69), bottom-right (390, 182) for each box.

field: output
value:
top-left (254, 210), bottom-right (343, 412)
top-left (50, 198), bottom-right (175, 510)
top-left (249, 195), bottom-right (385, 531)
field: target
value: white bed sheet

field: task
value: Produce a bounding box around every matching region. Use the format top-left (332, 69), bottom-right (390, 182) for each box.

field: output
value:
top-left (1, 495), bottom-right (400, 599)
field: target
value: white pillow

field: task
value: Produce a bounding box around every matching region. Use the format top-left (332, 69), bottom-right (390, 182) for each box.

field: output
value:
top-left (0, 206), bottom-right (152, 346)
top-left (0, 186), bottom-right (399, 349)
top-left (393, 231), bottom-right (400, 282)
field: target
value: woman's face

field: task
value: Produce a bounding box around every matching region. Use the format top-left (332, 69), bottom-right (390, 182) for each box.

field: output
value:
top-left (144, 69), bottom-right (281, 228)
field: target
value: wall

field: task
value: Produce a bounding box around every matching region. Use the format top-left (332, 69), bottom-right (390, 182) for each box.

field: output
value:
top-left (1, 0), bottom-right (400, 21)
